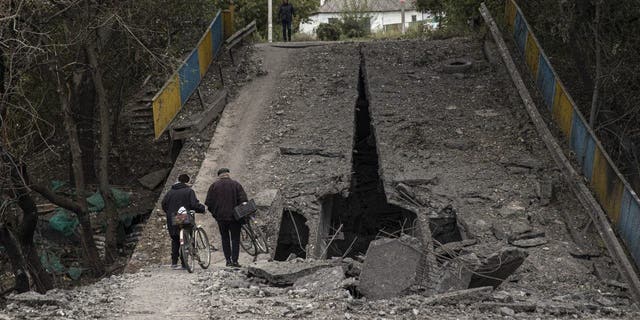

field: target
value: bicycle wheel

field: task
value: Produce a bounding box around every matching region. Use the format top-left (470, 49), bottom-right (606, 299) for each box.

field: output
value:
top-left (240, 224), bottom-right (258, 256)
top-left (180, 230), bottom-right (195, 273)
top-left (250, 220), bottom-right (269, 254)
top-left (194, 227), bottom-right (211, 269)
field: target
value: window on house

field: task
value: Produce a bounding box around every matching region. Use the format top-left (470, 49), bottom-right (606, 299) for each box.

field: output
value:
top-left (412, 15), bottom-right (417, 22)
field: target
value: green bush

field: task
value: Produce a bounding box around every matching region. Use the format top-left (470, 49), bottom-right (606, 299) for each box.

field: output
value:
top-left (340, 17), bottom-right (370, 38)
top-left (316, 23), bottom-right (341, 41)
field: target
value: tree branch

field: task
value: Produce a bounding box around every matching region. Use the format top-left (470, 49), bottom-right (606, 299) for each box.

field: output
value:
top-left (29, 183), bottom-right (82, 214)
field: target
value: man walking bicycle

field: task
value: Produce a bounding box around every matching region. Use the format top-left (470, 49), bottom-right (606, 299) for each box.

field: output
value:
top-left (161, 174), bottom-right (205, 269)
top-left (205, 168), bottom-right (248, 267)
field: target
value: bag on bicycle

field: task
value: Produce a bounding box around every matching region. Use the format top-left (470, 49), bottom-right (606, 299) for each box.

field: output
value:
top-left (233, 199), bottom-right (257, 221)
top-left (173, 206), bottom-right (194, 227)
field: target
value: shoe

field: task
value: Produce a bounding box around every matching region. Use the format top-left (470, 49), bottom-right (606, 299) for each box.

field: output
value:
top-left (231, 262), bottom-right (241, 268)
top-left (171, 264), bottom-right (180, 270)
top-left (226, 261), bottom-right (233, 267)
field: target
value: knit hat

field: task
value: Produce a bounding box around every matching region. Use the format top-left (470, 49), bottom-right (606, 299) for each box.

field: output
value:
top-left (217, 168), bottom-right (230, 176)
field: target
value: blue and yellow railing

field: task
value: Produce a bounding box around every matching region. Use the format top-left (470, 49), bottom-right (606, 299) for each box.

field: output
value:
top-left (504, 0), bottom-right (640, 267)
top-left (152, 10), bottom-right (225, 139)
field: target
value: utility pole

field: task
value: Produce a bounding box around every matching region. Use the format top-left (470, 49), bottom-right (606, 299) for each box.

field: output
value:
top-left (400, 0), bottom-right (406, 34)
top-left (268, 0), bottom-right (273, 42)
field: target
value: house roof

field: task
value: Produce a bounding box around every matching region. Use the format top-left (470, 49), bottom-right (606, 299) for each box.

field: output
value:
top-left (316, 0), bottom-right (417, 13)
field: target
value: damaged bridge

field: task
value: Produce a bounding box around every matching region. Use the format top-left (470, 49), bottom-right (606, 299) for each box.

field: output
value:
top-left (109, 36), bottom-right (640, 319)
top-left (12, 25), bottom-right (637, 320)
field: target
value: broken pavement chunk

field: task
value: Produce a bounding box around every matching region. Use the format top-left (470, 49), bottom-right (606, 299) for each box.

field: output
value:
top-left (435, 253), bottom-right (480, 293)
top-left (137, 168), bottom-right (170, 190)
top-left (491, 220), bottom-right (531, 241)
top-left (511, 237), bottom-right (548, 248)
top-left (293, 266), bottom-right (345, 295)
top-left (247, 260), bottom-right (332, 286)
top-left (358, 235), bottom-right (423, 299)
top-left (469, 247), bottom-right (528, 289)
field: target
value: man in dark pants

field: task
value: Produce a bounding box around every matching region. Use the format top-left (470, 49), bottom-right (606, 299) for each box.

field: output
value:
top-left (205, 168), bottom-right (248, 267)
top-left (278, 0), bottom-right (295, 42)
top-left (161, 174), bottom-right (206, 269)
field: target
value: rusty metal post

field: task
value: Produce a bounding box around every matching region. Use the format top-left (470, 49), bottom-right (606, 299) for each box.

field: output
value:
top-left (223, 5), bottom-right (235, 40)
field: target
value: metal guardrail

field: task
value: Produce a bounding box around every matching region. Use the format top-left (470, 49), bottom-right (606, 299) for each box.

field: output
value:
top-left (480, 1), bottom-right (640, 302)
top-left (152, 10), bottom-right (225, 139)
top-left (170, 90), bottom-right (227, 141)
top-left (225, 20), bottom-right (256, 64)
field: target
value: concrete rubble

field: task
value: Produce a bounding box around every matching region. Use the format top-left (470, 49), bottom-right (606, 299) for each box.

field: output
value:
top-left (293, 266), bottom-right (345, 296)
top-left (358, 235), bottom-right (423, 299)
top-left (247, 260), bottom-right (333, 286)
top-left (137, 168), bottom-right (170, 190)
top-left (469, 248), bottom-right (529, 289)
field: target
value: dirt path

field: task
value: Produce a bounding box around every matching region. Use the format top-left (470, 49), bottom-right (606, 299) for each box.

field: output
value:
top-left (118, 44), bottom-right (288, 320)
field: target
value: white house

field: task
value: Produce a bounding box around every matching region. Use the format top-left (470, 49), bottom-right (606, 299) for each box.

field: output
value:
top-left (299, 0), bottom-right (437, 35)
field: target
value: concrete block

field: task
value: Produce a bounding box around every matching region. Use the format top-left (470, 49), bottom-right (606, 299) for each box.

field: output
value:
top-left (137, 168), bottom-right (170, 190)
top-left (435, 253), bottom-right (481, 293)
top-left (470, 248), bottom-right (528, 289)
top-left (358, 235), bottom-right (423, 299)
top-left (247, 260), bottom-right (332, 286)
top-left (293, 266), bottom-right (345, 295)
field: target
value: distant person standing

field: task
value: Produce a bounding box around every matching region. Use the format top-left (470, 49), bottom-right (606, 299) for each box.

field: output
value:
top-left (205, 168), bottom-right (248, 267)
top-left (278, 0), bottom-right (295, 42)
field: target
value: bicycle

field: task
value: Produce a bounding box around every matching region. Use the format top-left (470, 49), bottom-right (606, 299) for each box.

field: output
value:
top-left (240, 213), bottom-right (269, 257)
top-left (178, 210), bottom-right (211, 273)
top-left (234, 200), bottom-right (269, 257)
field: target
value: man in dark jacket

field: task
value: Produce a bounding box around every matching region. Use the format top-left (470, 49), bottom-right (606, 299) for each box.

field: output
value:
top-left (161, 174), bottom-right (205, 269)
top-left (205, 168), bottom-right (248, 267)
top-left (278, 0), bottom-right (295, 42)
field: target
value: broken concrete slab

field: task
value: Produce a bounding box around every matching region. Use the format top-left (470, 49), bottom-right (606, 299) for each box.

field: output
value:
top-left (569, 245), bottom-right (602, 259)
top-left (469, 247), bottom-right (528, 289)
top-left (358, 235), bottom-right (423, 299)
top-left (491, 220), bottom-right (531, 241)
top-left (137, 168), bottom-right (170, 190)
top-left (293, 266), bottom-right (345, 295)
top-left (510, 230), bottom-right (545, 242)
top-left (254, 189), bottom-right (280, 209)
top-left (497, 201), bottom-right (527, 218)
top-left (247, 260), bottom-right (333, 286)
top-left (511, 237), bottom-right (548, 248)
top-left (435, 253), bottom-right (480, 293)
